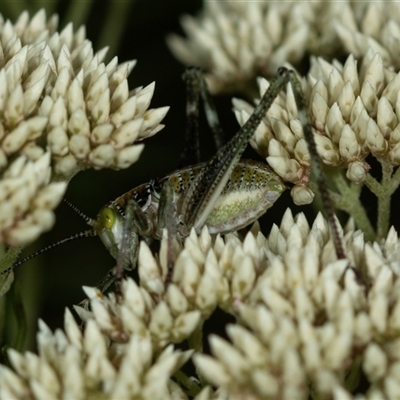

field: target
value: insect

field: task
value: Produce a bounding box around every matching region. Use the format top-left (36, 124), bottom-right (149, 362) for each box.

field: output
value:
top-left (2, 67), bottom-right (345, 293)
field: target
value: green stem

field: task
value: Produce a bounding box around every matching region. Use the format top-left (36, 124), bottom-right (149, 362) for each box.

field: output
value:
top-left (188, 321), bottom-right (203, 354)
top-left (365, 159), bottom-right (393, 241)
top-left (188, 321), bottom-right (208, 387)
top-left (173, 370), bottom-right (202, 397)
top-left (328, 172), bottom-right (375, 241)
top-left (388, 165), bottom-right (400, 195)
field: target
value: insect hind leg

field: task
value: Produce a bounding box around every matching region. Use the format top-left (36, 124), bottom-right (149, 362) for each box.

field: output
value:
top-left (180, 68), bottom-right (225, 168)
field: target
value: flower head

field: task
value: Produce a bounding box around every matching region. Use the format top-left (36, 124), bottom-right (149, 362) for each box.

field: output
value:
top-left (234, 51), bottom-right (400, 205)
top-left (4, 209), bottom-right (400, 399)
top-left (0, 308), bottom-right (192, 399)
top-left (167, 2), bottom-right (311, 94)
top-left (0, 9), bottom-right (168, 248)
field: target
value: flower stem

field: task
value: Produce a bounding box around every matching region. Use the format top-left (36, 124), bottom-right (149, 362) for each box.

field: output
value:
top-left (365, 159), bottom-right (394, 242)
top-left (329, 172), bottom-right (375, 241)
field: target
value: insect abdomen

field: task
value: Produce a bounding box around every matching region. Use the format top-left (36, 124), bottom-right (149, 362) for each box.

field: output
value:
top-left (205, 159), bottom-right (286, 234)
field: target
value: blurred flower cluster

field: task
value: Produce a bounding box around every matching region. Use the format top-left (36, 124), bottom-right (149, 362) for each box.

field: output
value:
top-left (0, 9), bottom-right (167, 250)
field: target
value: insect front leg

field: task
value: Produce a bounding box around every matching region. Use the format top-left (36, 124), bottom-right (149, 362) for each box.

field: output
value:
top-left (95, 197), bottom-right (154, 294)
top-left (157, 180), bottom-right (179, 284)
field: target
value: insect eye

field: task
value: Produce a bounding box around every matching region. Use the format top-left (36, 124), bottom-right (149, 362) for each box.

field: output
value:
top-left (100, 207), bottom-right (116, 229)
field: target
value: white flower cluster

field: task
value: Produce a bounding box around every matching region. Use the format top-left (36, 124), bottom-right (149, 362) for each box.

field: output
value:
top-left (167, 1), bottom-right (400, 95)
top-left (3, 209), bottom-right (400, 399)
top-left (0, 9), bottom-right (168, 247)
top-left (0, 309), bottom-right (192, 399)
top-left (0, 152), bottom-right (65, 246)
top-left (0, 9), bottom-right (168, 177)
top-left (167, 2), bottom-right (311, 94)
top-left (234, 51), bottom-right (400, 205)
top-left (193, 210), bottom-right (396, 399)
top-left (334, 1), bottom-right (400, 70)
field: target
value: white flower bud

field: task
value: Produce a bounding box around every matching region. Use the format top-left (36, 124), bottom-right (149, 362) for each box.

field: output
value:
top-left (114, 144), bottom-right (144, 169)
top-left (68, 108), bottom-right (91, 136)
top-left (69, 134), bottom-right (90, 160)
top-left (377, 96), bottom-right (397, 137)
top-left (54, 154), bottom-right (78, 176)
top-left (346, 161), bottom-right (367, 183)
top-left (326, 102), bottom-right (345, 144)
top-left (337, 81), bottom-right (355, 120)
top-left (366, 117), bottom-right (387, 155)
top-left (141, 106), bottom-right (170, 135)
top-left (110, 118), bottom-right (143, 148)
top-left (339, 124), bottom-right (360, 161)
top-left (4, 84), bottom-right (24, 127)
top-left (88, 144), bottom-right (116, 168)
top-left (47, 127), bottom-right (69, 156)
top-left (48, 96), bottom-right (68, 130)
top-left (90, 123), bottom-right (114, 144)
top-left (267, 156), bottom-right (302, 183)
top-left (363, 342), bottom-right (387, 381)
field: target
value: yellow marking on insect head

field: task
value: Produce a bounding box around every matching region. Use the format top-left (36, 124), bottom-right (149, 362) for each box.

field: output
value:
top-left (100, 207), bottom-right (116, 229)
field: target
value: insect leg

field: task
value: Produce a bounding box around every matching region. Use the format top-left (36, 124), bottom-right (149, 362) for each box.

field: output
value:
top-left (180, 68), bottom-right (226, 168)
top-left (283, 68), bottom-right (346, 261)
top-left (113, 199), bottom-right (139, 297)
top-left (194, 69), bottom-right (225, 150)
top-left (180, 68), bottom-right (201, 167)
top-left (157, 181), bottom-right (177, 284)
top-left (182, 69), bottom-right (292, 233)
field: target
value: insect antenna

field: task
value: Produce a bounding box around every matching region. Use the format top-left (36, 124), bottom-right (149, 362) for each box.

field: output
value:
top-left (1, 200), bottom-right (98, 276)
top-left (6, 230), bottom-right (97, 271)
top-left (63, 198), bottom-right (97, 227)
